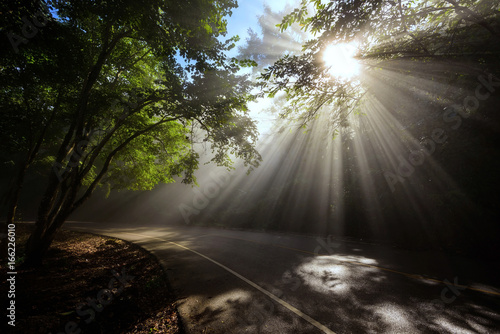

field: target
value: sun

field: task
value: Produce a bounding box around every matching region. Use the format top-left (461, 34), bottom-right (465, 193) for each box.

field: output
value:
top-left (323, 42), bottom-right (360, 79)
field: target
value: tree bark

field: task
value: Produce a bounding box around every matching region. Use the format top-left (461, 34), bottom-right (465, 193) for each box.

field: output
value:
top-left (2, 91), bottom-right (60, 258)
top-left (22, 28), bottom-right (170, 267)
top-left (23, 215), bottom-right (67, 267)
top-left (1, 161), bottom-right (29, 262)
top-left (24, 172), bottom-right (80, 267)
top-left (4, 161), bottom-right (29, 224)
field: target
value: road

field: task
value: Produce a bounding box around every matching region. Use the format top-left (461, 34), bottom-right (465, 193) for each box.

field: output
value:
top-left (65, 221), bottom-right (500, 334)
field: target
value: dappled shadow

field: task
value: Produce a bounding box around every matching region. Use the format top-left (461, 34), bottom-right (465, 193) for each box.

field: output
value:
top-left (10, 225), bottom-right (180, 334)
top-left (186, 243), bottom-right (498, 332)
top-left (64, 223), bottom-right (500, 333)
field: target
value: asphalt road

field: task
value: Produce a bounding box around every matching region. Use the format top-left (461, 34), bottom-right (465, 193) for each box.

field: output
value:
top-left (65, 221), bottom-right (500, 334)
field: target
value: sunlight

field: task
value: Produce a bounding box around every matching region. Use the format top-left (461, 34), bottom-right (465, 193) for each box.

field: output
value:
top-left (323, 42), bottom-right (360, 79)
top-left (295, 255), bottom-right (381, 295)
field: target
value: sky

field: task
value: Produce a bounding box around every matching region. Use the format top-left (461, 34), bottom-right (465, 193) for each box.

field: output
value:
top-left (224, 0), bottom-right (298, 135)
top-left (225, 0), bottom-right (294, 48)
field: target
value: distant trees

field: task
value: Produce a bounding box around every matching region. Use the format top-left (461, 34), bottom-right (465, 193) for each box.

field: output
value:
top-left (1, 0), bottom-right (261, 266)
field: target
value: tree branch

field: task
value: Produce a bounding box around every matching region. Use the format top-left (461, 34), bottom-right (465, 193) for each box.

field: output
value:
top-left (443, 0), bottom-right (500, 39)
top-left (70, 116), bottom-right (182, 212)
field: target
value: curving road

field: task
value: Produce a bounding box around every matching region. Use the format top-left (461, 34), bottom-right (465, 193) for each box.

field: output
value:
top-left (65, 221), bottom-right (500, 334)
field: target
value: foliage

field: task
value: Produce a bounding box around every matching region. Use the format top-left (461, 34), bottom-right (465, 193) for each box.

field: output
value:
top-left (258, 0), bottom-right (500, 128)
top-left (211, 0), bottom-right (500, 251)
top-left (0, 0), bottom-right (262, 264)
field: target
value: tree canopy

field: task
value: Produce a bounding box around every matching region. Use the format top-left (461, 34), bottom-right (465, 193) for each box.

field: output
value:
top-left (197, 0), bottom-right (500, 252)
top-left (259, 0), bottom-right (500, 127)
top-left (2, 0), bottom-right (500, 265)
top-left (1, 0), bottom-right (261, 265)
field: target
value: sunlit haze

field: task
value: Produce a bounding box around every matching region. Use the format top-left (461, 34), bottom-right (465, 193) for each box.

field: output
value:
top-left (323, 42), bottom-right (360, 79)
top-left (6, 0), bottom-right (500, 333)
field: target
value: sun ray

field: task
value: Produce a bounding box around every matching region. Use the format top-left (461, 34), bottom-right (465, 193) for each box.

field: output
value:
top-left (323, 42), bottom-right (361, 79)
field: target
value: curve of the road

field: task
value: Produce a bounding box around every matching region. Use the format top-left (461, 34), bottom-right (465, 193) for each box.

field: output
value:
top-left (65, 221), bottom-right (500, 334)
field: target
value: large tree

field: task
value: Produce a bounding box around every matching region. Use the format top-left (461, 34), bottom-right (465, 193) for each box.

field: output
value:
top-left (1, 0), bottom-right (261, 266)
top-left (252, 0), bottom-right (500, 249)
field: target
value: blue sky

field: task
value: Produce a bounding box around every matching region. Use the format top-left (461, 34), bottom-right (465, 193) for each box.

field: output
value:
top-left (224, 0), bottom-right (297, 135)
top-left (224, 0), bottom-right (294, 55)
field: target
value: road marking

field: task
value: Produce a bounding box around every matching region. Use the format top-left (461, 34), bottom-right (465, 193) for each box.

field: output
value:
top-left (121, 232), bottom-right (337, 334)
top-left (68, 226), bottom-right (500, 297)
top-left (214, 234), bottom-right (500, 297)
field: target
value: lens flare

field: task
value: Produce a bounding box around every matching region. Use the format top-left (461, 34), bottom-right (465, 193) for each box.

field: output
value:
top-left (323, 42), bottom-right (360, 79)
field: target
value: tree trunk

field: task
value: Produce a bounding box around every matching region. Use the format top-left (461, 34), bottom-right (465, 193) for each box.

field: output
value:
top-left (24, 212), bottom-right (70, 267)
top-left (1, 160), bottom-right (30, 263)
top-left (21, 36), bottom-right (128, 267)
top-left (5, 160), bottom-right (29, 223)
top-left (2, 95), bottom-right (59, 262)
top-left (23, 219), bottom-right (51, 267)
top-left (23, 169), bottom-right (86, 267)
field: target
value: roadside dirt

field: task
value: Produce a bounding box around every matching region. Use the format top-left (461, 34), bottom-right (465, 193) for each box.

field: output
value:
top-left (1, 223), bottom-right (183, 334)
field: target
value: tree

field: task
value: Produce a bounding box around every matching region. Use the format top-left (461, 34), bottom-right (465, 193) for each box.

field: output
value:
top-left (0, 0), bottom-right (71, 256)
top-left (259, 0), bottom-right (500, 125)
top-left (253, 0), bottom-right (500, 250)
top-left (1, 0), bottom-right (261, 266)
